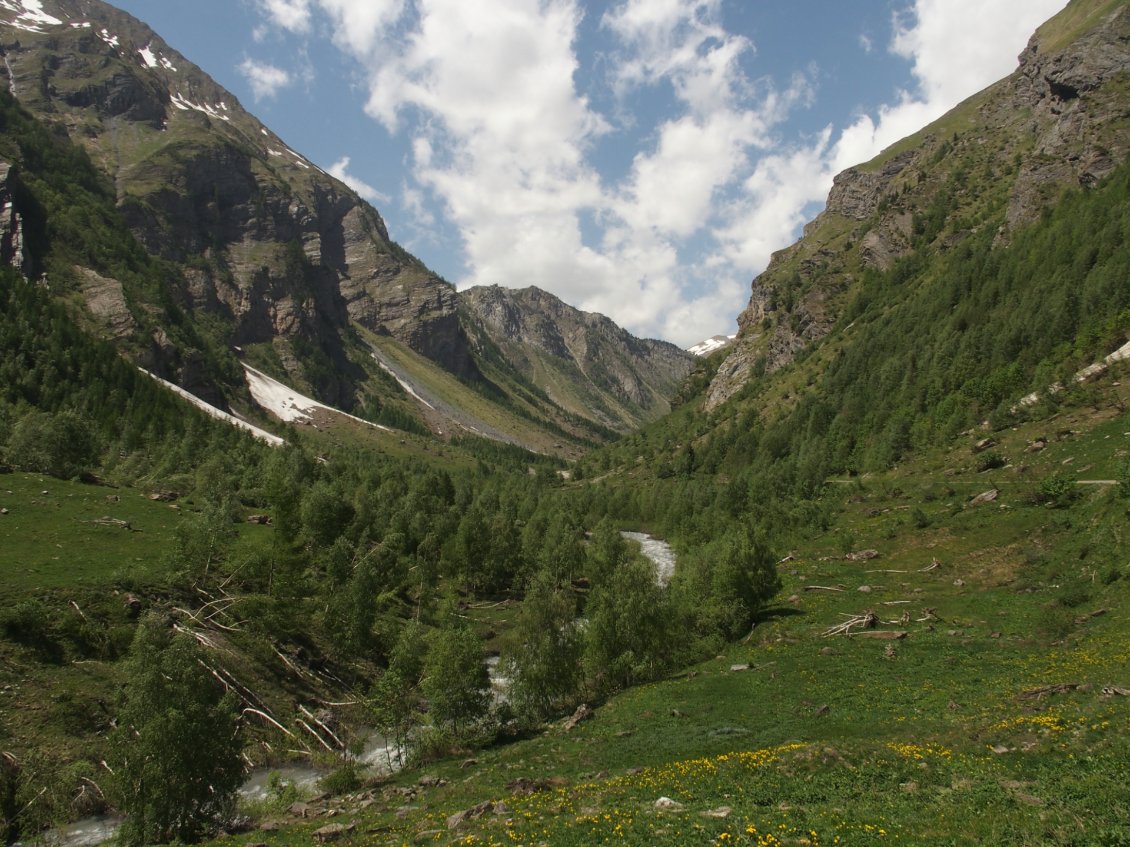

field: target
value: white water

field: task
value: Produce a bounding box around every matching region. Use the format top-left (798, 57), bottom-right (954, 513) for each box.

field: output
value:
top-left (621, 531), bottom-right (677, 585)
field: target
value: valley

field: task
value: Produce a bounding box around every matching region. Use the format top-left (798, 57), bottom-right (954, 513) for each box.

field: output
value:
top-left (1, 0), bottom-right (1129, 845)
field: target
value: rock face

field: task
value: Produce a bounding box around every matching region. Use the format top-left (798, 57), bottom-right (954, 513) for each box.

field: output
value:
top-left (0, 163), bottom-right (28, 275)
top-left (0, 0), bottom-right (690, 441)
top-left (461, 285), bottom-right (695, 432)
top-left (0, 0), bottom-right (480, 397)
top-left (706, 1), bottom-right (1130, 411)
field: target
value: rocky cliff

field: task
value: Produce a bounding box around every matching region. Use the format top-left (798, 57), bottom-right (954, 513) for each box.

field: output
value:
top-left (0, 0), bottom-right (479, 406)
top-left (0, 0), bottom-right (696, 450)
top-left (461, 285), bottom-right (695, 432)
top-left (706, 0), bottom-right (1130, 411)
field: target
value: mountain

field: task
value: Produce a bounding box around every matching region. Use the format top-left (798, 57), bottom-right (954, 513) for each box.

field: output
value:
top-left (461, 285), bottom-right (693, 433)
top-left (0, 0), bottom-right (689, 453)
top-left (707, 0), bottom-right (1130, 412)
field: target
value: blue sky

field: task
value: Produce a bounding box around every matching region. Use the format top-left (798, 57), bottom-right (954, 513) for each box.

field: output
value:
top-left (111, 0), bottom-right (1068, 347)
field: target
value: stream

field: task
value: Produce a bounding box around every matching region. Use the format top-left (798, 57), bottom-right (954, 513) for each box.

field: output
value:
top-left (31, 545), bottom-right (669, 847)
top-left (620, 531), bottom-right (677, 585)
top-left (32, 658), bottom-right (510, 847)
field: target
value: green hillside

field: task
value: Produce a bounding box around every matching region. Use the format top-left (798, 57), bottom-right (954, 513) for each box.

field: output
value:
top-left (3, 0), bottom-right (1130, 845)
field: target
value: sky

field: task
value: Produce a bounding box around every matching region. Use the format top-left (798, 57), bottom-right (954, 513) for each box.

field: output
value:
top-left (112, 0), bottom-right (1069, 348)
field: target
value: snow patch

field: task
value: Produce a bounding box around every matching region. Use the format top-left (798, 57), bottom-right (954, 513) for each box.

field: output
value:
top-left (267, 149), bottom-right (284, 157)
top-left (98, 28), bottom-right (119, 48)
top-left (70, 21), bottom-right (91, 29)
top-left (1015, 339), bottom-right (1130, 410)
top-left (138, 44), bottom-right (157, 68)
top-left (139, 369), bottom-right (285, 447)
top-left (0, 0), bottom-right (62, 31)
top-left (687, 334), bottom-right (736, 357)
top-left (159, 56), bottom-right (176, 72)
top-left (243, 364), bottom-right (393, 432)
top-left (169, 92), bottom-right (231, 122)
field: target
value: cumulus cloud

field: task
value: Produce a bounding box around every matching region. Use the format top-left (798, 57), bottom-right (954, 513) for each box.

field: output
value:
top-left (327, 156), bottom-right (388, 204)
top-left (247, 0), bottom-right (1071, 346)
top-left (256, 0), bottom-right (312, 33)
top-left (237, 57), bottom-right (293, 100)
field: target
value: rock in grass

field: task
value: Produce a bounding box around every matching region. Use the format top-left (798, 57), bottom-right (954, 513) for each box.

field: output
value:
top-left (701, 806), bottom-right (732, 818)
top-left (312, 822), bottom-right (354, 842)
top-left (655, 797), bottom-right (685, 812)
top-left (562, 703), bottom-right (592, 731)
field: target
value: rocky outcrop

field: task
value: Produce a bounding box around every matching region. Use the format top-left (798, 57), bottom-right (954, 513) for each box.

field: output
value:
top-left (462, 285), bottom-right (694, 431)
top-left (0, 163), bottom-right (28, 275)
top-left (999, 4), bottom-right (1130, 236)
top-left (77, 267), bottom-right (135, 339)
top-left (706, 0), bottom-right (1130, 412)
top-left (824, 151), bottom-right (915, 221)
top-left (0, 0), bottom-right (481, 395)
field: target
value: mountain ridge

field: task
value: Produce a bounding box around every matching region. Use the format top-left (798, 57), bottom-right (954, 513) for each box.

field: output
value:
top-left (0, 0), bottom-right (692, 451)
top-left (706, 0), bottom-right (1130, 411)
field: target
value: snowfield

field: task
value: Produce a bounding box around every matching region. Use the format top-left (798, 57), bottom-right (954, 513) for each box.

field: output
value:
top-left (243, 364), bottom-right (392, 432)
top-left (139, 369), bottom-right (284, 446)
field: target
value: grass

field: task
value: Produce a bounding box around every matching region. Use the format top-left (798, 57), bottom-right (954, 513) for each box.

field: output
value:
top-left (188, 387), bottom-right (1130, 847)
top-left (0, 471), bottom-right (179, 598)
top-left (4, 388), bottom-right (1129, 846)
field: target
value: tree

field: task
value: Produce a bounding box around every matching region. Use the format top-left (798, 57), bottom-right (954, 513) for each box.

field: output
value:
top-left (5, 409), bottom-right (97, 479)
top-left (421, 623), bottom-right (489, 737)
top-left (110, 615), bottom-right (244, 846)
top-left (503, 569), bottom-right (582, 724)
top-left (583, 555), bottom-right (677, 695)
top-left (367, 668), bottom-right (417, 772)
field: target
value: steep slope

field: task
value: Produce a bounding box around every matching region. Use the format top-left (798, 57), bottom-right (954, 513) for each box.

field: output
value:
top-left (0, 0), bottom-right (476, 409)
top-left (461, 285), bottom-right (695, 434)
top-left (707, 0), bottom-right (1130, 411)
top-left (0, 0), bottom-right (692, 455)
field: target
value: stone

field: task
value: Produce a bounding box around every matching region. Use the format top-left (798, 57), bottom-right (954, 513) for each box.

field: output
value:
top-left (729, 663), bottom-right (750, 673)
top-left (562, 703), bottom-right (592, 731)
top-left (312, 823), bottom-right (354, 842)
top-left (701, 806), bottom-right (732, 819)
top-left (654, 797), bottom-right (685, 812)
top-left (969, 489), bottom-right (999, 506)
top-left (446, 801), bottom-right (494, 829)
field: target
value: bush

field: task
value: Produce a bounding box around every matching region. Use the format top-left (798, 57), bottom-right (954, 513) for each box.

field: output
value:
top-left (1034, 472), bottom-right (1079, 508)
top-left (318, 762), bottom-right (364, 796)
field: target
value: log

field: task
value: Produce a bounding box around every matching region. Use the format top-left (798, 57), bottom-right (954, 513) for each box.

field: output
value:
top-left (851, 631), bottom-right (908, 640)
top-left (297, 718), bottom-right (335, 752)
top-left (804, 585), bottom-right (845, 592)
top-left (1016, 683), bottom-right (1079, 700)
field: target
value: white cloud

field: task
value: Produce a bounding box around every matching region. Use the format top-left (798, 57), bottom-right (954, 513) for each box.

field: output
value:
top-left (237, 57), bottom-right (293, 100)
top-left (245, 0), bottom-right (1072, 346)
top-left (256, 0), bottom-right (312, 33)
top-left (315, 0), bottom-right (405, 56)
top-left (327, 156), bottom-right (388, 204)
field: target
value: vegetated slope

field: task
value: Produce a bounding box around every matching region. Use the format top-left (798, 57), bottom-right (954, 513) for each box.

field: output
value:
top-left (708, 0), bottom-right (1130, 415)
top-left (0, 0), bottom-right (691, 455)
top-left (241, 385), bottom-right (1130, 846)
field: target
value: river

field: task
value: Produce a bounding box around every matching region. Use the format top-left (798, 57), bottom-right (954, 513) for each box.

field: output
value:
top-left (620, 531), bottom-right (676, 585)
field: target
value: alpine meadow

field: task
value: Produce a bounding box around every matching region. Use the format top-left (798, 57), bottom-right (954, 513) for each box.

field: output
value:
top-left (1, 1), bottom-right (1129, 846)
